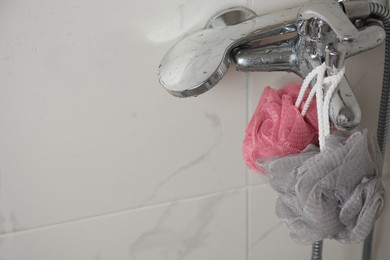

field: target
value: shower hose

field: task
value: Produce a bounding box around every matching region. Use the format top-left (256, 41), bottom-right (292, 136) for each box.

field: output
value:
top-left (311, 3), bottom-right (390, 260)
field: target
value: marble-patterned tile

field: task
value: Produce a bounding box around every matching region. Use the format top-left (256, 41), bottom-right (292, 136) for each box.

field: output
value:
top-left (0, 189), bottom-right (246, 260)
top-left (248, 185), bottom-right (311, 259)
top-left (0, 0), bottom-right (250, 233)
top-left (248, 185), bottom-right (364, 260)
top-left (0, 0), bottom-right (248, 233)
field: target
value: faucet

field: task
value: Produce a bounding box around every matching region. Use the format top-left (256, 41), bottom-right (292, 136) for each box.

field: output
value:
top-left (158, 0), bottom-right (386, 130)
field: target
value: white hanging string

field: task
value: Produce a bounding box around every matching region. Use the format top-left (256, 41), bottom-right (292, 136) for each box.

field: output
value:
top-left (301, 82), bottom-right (319, 117)
top-left (295, 63), bottom-right (326, 110)
top-left (322, 67), bottom-right (346, 137)
top-left (296, 63), bottom-right (345, 150)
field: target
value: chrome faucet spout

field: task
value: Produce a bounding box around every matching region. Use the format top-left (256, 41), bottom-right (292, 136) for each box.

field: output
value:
top-left (158, 0), bottom-right (386, 129)
top-left (158, 7), bottom-right (299, 97)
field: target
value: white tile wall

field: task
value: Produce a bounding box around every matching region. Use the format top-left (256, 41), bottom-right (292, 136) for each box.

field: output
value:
top-left (0, 190), bottom-right (246, 260)
top-left (248, 185), bottom-right (311, 260)
top-left (0, 0), bottom-right (249, 232)
top-left (0, 0), bottom-right (388, 259)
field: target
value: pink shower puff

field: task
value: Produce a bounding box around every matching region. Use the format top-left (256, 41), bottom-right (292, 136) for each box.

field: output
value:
top-left (243, 83), bottom-right (319, 173)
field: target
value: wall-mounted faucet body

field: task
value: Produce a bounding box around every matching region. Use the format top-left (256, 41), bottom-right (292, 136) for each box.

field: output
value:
top-left (158, 0), bottom-right (386, 130)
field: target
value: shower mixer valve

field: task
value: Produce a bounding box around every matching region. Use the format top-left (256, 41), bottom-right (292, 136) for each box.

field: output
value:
top-left (158, 0), bottom-right (386, 130)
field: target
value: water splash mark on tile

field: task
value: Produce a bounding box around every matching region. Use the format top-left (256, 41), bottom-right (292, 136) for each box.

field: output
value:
top-left (129, 192), bottom-right (231, 260)
top-left (140, 112), bottom-right (223, 206)
top-left (249, 222), bottom-right (283, 250)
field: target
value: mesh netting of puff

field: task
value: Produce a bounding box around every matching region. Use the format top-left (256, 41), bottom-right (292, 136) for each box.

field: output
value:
top-left (243, 81), bottom-right (385, 243)
top-left (260, 128), bottom-right (385, 243)
top-left (242, 84), bottom-right (318, 173)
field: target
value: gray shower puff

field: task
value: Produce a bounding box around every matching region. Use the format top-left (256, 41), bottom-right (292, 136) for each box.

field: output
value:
top-left (259, 129), bottom-right (385, 243)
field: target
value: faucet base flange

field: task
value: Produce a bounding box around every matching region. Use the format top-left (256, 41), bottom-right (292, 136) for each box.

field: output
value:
top-left (206, 7), bottom-right (256, 29)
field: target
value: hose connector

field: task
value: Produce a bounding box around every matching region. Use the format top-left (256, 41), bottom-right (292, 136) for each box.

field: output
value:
top-left (340, 1), bottom-right (371, 20)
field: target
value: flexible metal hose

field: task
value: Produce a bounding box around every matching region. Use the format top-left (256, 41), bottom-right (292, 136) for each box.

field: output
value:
top-left (311, 241), bottom-right (323, 260)
top-left (370, 3), bottom-right (390, 154)
top-left (362, 3), bottom-right (390, 260)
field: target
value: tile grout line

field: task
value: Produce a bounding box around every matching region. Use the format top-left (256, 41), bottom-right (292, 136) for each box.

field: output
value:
top-left (246, 186), bottom-right (250, 260)
top-left (245, 69), bottom-right (252, 260)
top-left (0, 185), bottom-right (254, 238)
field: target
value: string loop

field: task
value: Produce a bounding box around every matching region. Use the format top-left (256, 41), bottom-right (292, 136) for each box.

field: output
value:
top-left (297, 63), bottom-right (345, 150)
